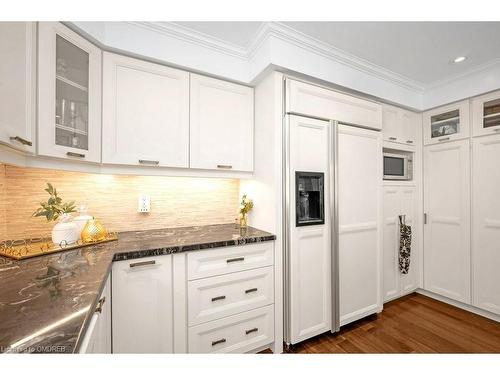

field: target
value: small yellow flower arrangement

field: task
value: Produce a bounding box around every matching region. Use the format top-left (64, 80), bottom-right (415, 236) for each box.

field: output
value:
top-left (239, 194), bottom-right (254, 228)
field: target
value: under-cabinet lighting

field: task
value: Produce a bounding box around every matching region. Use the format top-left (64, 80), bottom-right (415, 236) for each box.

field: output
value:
top-left (453, 56), bottom-right (467, 63)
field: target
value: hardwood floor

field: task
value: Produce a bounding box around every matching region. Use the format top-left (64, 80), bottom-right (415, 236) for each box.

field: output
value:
top-left (285, 293), bottom-right (500, 353)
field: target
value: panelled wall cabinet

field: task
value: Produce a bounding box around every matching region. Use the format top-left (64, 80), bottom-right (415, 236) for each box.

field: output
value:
top-left (423, 100), bottom-right (470, 145)
top-left (0, 22), bottom-right (36, 154)
top-left (1, 22), bottom-right (255, 175)
top-left (286, 79), bottom-right (383, 131)
top-left (382, 104), bottom-right (418, 146)
top-left (383, 185), bottom-right (419, 302)
top-left (189, 74), bottom-right (254, 172)
top-left (471, 90), bottom-right (500, 137)
top-left (79, 276), bottom-right (111, 353)
top-left (423, 139), bottom-right (471, 304)
top-left (472, 134), bottom-right (500, 315)
top-left (102, 52), bottom-right (190, 168)
top-left (38, 22), bottom-right (102, 162)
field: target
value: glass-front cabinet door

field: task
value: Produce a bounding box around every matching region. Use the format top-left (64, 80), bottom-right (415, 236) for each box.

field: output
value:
top-left (423, 100), bottom-right (470, 145)
top-left (38, 22), bottom-right (101, 162)
top-left (472, 90), bottom-right (500, 137)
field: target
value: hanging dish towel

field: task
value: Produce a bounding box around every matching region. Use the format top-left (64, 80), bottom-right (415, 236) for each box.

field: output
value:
top-left (398, 216), bottom-right (412, 274)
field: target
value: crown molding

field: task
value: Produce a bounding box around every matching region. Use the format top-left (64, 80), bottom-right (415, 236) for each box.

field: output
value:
top-left (129, 21), bottom-right (250, 60)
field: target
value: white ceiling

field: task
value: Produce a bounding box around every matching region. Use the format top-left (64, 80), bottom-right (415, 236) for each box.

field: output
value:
top-left (170, 21), bottom-right (500, 87)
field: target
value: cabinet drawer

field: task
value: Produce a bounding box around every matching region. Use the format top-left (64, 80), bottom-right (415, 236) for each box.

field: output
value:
top-left (188, 305), bottom-right (274, 353)
top-left (188, 266), bottom-right (274, 325)
top-left (187, 242), bottom-right (274, 280)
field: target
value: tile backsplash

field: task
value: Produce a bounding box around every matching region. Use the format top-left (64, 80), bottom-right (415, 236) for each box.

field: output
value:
top-left (0, 164), bottom-right (240, 240)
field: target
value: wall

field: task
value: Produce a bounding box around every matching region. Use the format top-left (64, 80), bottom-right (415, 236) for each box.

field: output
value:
top-left (0, 164), bottom-right (6, 240)
top-left (0, 165), bottom-right (240, 240)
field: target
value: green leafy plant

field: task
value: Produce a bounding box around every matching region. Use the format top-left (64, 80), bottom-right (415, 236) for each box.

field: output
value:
top-left (32, 183), bottom-right (76, 222)
top-left (239, 194), bottom-right (254, 215)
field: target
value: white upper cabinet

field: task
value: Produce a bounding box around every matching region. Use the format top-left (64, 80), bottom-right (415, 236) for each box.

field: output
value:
top-left (472, 134), bottom-right (500, 315)
top-left (0, 22), bottom-right (36, 153)
top-left (382, 104), bottom-right (418, 146)
top-left (423, 100), bottom-right (470, 145)
top-left (471, 90), bottom-right (500, 137)
top-left (102, 53), bottom-right (189, 167)
top-left (190, 74), bottom-right (254, 172)
top-left (38, 22), bottom-right (102, 162)
top-left (286, 79), bottom-right (382, 130)
top-left (424, 139), bottom-right (471, 304)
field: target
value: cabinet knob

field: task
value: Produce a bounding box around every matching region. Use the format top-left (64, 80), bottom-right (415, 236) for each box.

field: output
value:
top-left (245, 288), bottom-right (258, 294)
top-left (95, 296), bottom-right (106, 314)
top-left (406, 140), bottom-right (413, 144)
top-left (389, 137), bottom-right (397, 141)
top-left (494, 128), bottom-right (500, 132)
top-left (211, 295), bottom-right (226, 302)
top-left (226, 257), bottom-right (245, 263)
top-left (217, 164), bottom-right (233, 169)
top-left (129, 260), bottom-right (156, 268)
top-left (9, 136), bottom-right (32, 146)
top-left (438, 137), bottom-right (450, 142)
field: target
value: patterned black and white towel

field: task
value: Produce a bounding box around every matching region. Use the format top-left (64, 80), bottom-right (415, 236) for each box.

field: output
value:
top-left (399, 216), bottom-right (412, 274)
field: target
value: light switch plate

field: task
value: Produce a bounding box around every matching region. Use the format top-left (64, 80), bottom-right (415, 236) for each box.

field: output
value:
top-left (138, 194), bottom-right (151, 213)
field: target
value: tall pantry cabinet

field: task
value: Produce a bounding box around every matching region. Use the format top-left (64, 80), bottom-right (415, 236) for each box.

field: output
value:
top-left (471, 90), bottom-right (500, 316)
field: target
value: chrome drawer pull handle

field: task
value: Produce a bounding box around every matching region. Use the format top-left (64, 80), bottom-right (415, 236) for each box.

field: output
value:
top-left (129, 260), bottom-right (156, 268)
top-left (211, 338), bottom-right (226, 346)
top-left (95, 296), bottom-right (106, 314)
top-left (67, 152), bottom-right (85, 158)
top-left (226, 257), bottom-right (245, 263)
top-left (245, 288), bottom-right (258, 294)
top-left (139, 159), bottom-right (160, 165)
top-left (438, 137), bottom-right (450, 142)
top-left (217, 164), bottom-right (233, 169)
top-left (406, 140), bottom-right (413, 144)
top-left (389, 137), bottom-right (397, 141)
top-left (9, 136), bottom-right (32, 146)
top-left (245, 328), bottom-right (258, 335)
top-left (211, 295), bottom-right (226, 302)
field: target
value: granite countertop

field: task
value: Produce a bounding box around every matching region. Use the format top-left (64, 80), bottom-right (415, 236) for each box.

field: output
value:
top-left (0, 224), bottom-right (275, 353)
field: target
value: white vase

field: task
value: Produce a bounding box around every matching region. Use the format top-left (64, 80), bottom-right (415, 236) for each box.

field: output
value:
top-left (52, 214), bottom-right (79, 246)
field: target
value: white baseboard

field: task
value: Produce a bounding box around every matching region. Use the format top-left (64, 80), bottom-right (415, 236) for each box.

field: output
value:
top-left (416, 288), bottom-right (500, 323)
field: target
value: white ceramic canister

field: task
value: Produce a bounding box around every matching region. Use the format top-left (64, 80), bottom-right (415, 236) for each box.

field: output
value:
top-left (52, 213), bottom-right (79, 245)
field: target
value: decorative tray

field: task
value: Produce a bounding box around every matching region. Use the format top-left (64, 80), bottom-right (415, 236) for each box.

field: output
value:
top-left (0, 232), bottom-right (118, 260)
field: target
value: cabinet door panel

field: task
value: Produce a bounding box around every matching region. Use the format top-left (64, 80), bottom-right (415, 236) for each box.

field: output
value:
top-left (190, 74), bottom-right (253, 171)
top-left (424, 140), bottom-right (470, 303)
top-left (288, 116), bottom-right (331, 344)
top-left (382, 105), bottom-right (401, 143)
top-left (338, 125), bottom-right (382, 325)
top-left (400, 187), bottom-right (418, 294)
top-left (423, 100), bottom-right (470, 145)
top-left (0, 22), bottom-right (36, 153)
top-left (38, 22), bottom-right (101, 162)
top-left (383, 187), bottom-right (400, 302)
top-left (472, 135), bottom-right (500, 314)
top-left (112, 256), bottom-right (173, 353)
top-left (102, 53), bottom-right (189, 167)
top-left (472, 90), bottom-right (500, 137)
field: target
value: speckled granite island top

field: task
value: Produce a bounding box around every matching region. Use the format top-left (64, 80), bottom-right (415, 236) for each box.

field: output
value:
top-left (0, 224), bottom-right (275, 353)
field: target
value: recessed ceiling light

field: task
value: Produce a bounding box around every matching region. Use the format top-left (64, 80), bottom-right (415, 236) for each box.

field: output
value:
top-left (453, 56), bottom-right (467, 63)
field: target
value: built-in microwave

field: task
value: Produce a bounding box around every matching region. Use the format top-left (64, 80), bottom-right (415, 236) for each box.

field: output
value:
top-left (383, 152), bottom-right (413, 180)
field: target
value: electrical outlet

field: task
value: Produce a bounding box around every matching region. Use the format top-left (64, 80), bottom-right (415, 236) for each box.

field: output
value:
top-left (138, 194), bottom-right (151, 213)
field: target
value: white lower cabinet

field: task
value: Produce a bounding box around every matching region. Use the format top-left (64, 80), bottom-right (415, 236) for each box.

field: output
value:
top-left (472, 134), bottom-right (500, 315)
top-left (383, 185), bottom-right (419, 303)
top-left (112, 256), bottom-right (173, 353)
top-left (188, 305), bottom-right (274, 353)
top-left (338, 125), bottom-right (382, 326)
top-left (79, 276), bottom-right (111, 353)
top-left (424, 139), bottom-right (471, 304)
